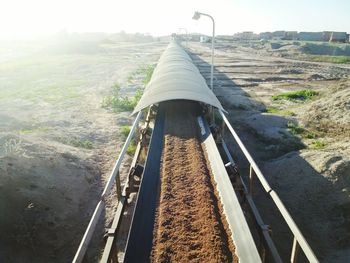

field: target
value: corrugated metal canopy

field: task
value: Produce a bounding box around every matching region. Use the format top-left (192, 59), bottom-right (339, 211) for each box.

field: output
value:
top-left (132, 41), bottom-right (225, 114)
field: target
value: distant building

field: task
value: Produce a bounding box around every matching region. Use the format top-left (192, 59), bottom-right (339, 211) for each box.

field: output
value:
top-left (232, 30), bottom-right (349, 43)
top-left (298, 32), bottom-right (323, 41)
top-left (272, 31), bottom-right (286, 38)
top-left (233, 31), bottom-right (258, 40)
top-left (329, 32), bottom-right (347, 42)
top-left (283, 31), bottom-right (298, 40)
top-left (259, 32), bottom-right (273, 40)
top-left (323, 31), bottom-right (333, 41)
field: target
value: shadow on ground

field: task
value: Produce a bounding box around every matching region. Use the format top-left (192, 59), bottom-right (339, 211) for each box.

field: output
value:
top-left (187, 48), bottom-right (349, 263)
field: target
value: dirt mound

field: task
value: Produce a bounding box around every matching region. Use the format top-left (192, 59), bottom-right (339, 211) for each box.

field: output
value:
top-left (263, 147), bottom-right (350, 262)
top-left (151, 101), bottom-right (237, 263)
top-left (301, 83), bottom-right (350, 136)
top-left (0, 136), bottom-right (102, 262)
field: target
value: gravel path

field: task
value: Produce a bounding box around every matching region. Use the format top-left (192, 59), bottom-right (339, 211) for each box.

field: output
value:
top-left (151, 101), bottom-right (237, 263)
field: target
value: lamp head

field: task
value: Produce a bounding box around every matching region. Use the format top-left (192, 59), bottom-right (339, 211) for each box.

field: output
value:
top-left (192, 11), bottom-right (201, 20)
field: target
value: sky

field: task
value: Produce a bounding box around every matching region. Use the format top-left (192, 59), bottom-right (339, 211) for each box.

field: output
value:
top-left (0, 0), bottom-right (349, 39)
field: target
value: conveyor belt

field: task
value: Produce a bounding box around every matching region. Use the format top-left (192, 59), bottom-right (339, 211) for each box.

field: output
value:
top-left (124, 100), bottom-right (260, 263)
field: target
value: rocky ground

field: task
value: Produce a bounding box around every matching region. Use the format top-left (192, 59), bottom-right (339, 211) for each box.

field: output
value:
top-left (187, 41), bottom-right (350, 262)
top-left (0, 37), bottom-right (166, 262)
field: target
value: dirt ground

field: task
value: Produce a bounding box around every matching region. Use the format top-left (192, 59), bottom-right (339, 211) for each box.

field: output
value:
top-left (0, 36), bottom-right (166, 262)
top-left (151, 101), bottom-right (237, 263)
top-left (187, 41), bottom-right (350, 262)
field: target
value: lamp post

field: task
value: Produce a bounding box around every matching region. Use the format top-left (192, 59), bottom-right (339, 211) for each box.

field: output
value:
top-left (192, 11), bottom-right (215, 92)
top-left (193, 11), bottom-right (215, 124)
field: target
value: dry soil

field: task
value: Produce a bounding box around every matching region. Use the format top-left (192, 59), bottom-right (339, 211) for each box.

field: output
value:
top-left (151, 101), bottom-right (237, 263)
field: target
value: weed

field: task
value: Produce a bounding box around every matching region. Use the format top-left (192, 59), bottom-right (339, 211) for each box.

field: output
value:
top-left (311, 140), bottom-right (327, 149)
top-left (127, 140), bottom-right (137, 155)
top-left (75, 140), bottom-right (93, 149)
top-left (287, 121), bottom-right (305, 135)
top-left (139, 64), bottom-right (155, 85)
top-left (305, 132), bottom-right (317, 139)
top-left (126, 64), bottom-right (155, 85)
top-left (121, 126), bottom-right (136, 155)
top-left (266, 107), bottom-right (295, 116)
top-left (19, 126), bottom-right (50, 135)
top-left (19, 129), bottom-right (34, 135)
top-left (272, 89), bottom-right (318, 101)
top-left (102, 64), bottom-right (154, 112)
top-left (307, 55), bottom-right (350, 64)
top-left (57, 137), bottom-right (93, 149)
top-left (102, 82), bottom-right (143, 112)
top-left (127, 73), bottom-right (135, 83)
top-left (121, 126), bottom-right (131, 138)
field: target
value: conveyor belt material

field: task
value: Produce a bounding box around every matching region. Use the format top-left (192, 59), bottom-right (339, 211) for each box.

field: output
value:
top-left (124, 101), bottom-right (260, 263)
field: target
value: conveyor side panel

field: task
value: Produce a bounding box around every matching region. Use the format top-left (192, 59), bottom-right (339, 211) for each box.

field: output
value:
top-left (123, 105), bottom-right (165, 263)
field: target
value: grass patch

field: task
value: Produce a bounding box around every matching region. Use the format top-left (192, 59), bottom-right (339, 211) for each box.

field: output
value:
top-left (57, 137), bottom-right (93, 149)
top-left (18, 126), bottom-right (50, 135)
top-left (102, 82), bottom-right (142, 112)
top-left (121, 125), bottom-right (131, 138)
top-left (19, 129), bottom-right (35, 135)
top-left (127, 64), bottom-right (155, 85)
top-left (287, 121), bottom-right (305, 135)
top-left (286, 122), bottom-right (321, 142)
top-left (120, 126), bottom-right (137, 155)
top-left (266, 107), bottom-right (295, 116)
top-left (139, 64), bottom-right (155, 85)
top-left (103, 64), bottom-right (155, 112)
top-left (272, 89), bottom-right (318, 101)
top-left (307, 55), bottom-right (350, 64)
top-left (310, 140), bottom-right (327, 149)
top-left (127, 140), bottom-right (137, 155)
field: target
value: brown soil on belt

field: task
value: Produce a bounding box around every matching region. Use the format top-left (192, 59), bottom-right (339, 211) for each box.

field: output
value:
top-left (151, 101), bottom-right (237, 263)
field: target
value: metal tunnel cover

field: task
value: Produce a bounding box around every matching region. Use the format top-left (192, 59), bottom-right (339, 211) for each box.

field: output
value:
top-left (132, 41), bottom-right (225, 114)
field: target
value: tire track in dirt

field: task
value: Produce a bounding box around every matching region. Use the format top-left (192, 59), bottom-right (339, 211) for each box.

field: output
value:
top-left (151, 101), bottom-right (237, 263)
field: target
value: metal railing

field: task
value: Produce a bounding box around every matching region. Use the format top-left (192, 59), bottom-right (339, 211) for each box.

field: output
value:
top-left (219, 110), bottom-right (319, 263)
top-left (72, 111), bottom-right (143, 263)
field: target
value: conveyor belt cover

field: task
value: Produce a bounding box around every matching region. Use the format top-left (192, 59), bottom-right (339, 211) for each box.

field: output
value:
top-left (132, 41), bottom-right (225, 114)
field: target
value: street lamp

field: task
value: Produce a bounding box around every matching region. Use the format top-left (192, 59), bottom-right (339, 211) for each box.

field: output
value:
top-left (193, 11), bottom-right (216, 124)
top-left (192, 11), bottom-right (215, 92)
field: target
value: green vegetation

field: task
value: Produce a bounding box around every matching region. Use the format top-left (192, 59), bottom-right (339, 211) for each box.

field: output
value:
top-left (19, 126), bottom-right (50, 135)
top-left (305, 132), bottom-right (317, 139)
top-left (121, 125), bottom-right (131, 138)
top-left (265, 107), bottom-right (295, 116)
top-left (120, 126), bottom-right (137, 155)
top-left (287, 121), bottom-right (305, 135)
top-left (310, 140), bottom-right (327, 149)
top-left (102, 82), bottom-right (142, 112)
top-left (102, 64), bottom-right (154, 112)
top-left (286, 122), bottom-right (326, 150)
top-left (19, 129), bottom-right (35, 135)
top-left (127, 140), bottom-right (137, 155)
top-left (57, 137), bottom-right (93, 149)
top-left (307, 55), bottom-right (350, 64)
top-left (139, 64), bottom-right (155, 85)
top-left (127, 64), bottom-right (155, 85)
top-left (272, 89), bottom-right (318, 101)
